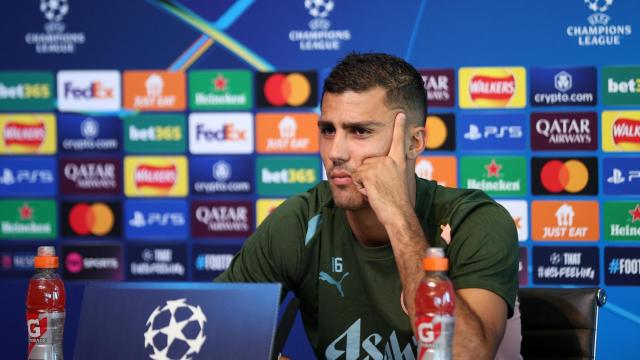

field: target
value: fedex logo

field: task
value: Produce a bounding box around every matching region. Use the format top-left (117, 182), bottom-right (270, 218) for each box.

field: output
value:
top-left (195, 123), bottom-right (246, 141)
top-left (189, 113), bottom-right (253, 154)
top-left (458, 114), bottom-right (526, 151)
top-left (57, 71), bottom-right (121, 112)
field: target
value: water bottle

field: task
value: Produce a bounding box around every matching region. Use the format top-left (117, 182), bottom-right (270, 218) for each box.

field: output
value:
top-left (415, 247), bottom-right (455, 360)
top-left (26, 246), bottom-right (66, 360)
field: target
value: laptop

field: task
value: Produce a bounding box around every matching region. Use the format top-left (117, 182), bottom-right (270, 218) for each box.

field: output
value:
top-left (74, 282), bottom-right (281, 360)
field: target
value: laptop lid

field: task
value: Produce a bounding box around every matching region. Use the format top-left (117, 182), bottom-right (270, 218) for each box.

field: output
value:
top-left (74, 282), bottom-right (281, 360)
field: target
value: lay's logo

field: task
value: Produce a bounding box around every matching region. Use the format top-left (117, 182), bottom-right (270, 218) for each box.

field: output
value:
top-left (0, 114), bottom-right (56, 154)
top-left (124, 156), bottom-right (187, 197)
top-left (459, 67), bottom-right (526, 108)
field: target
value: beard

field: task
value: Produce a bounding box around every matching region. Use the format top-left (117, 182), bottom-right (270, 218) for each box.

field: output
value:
top-left (328, 181), bottom-right (369, 211)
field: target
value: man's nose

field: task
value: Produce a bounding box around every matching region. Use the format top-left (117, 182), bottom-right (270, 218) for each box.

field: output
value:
top-left (329, 132), bottom-right (349, 163)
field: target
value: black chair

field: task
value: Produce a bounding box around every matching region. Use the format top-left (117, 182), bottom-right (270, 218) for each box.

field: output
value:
top-left (272, 297), bottom-right (301, 360)
top-left (519, 287), bottom-right (607, 360)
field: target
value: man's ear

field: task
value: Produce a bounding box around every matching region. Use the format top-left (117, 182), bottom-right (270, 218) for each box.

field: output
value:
top-left (407, 126), bottom-right (425, 160)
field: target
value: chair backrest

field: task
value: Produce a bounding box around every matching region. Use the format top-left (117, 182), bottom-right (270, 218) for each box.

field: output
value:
top-left (519, 287), bottom-right (606, 360)
top-left (272, 297), bottom-right (301, 360)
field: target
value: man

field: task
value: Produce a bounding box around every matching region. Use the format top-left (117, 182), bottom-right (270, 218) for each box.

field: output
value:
top-left (216, 53), bottom-right (519, 359)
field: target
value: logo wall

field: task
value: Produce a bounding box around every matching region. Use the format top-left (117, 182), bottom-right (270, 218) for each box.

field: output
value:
top-left (497, 200), bottom-right (528, 241)
top-left (0, 200), bottom-right (56, 239)
top-left (256, 113), bottom-right (319, 153)
top-left (529, 67), bottom-right (597, 106)
top-left (192, 201), bottom-right (253, 238)
top-left (531, 112), bottom-right (597, 150)
top-left (57, 71), bottom-right (120, 112)
top-left (25, 0), bottom-right (86, 54)
top-left (0, 244), bottom-right (42, 277)
top-left (193, 244), bottom-right (242, 280)
top-left (256, 72), bottom-right (317, 108)
top-left (0, 72), bottom-right (54, 110)
top-left (533, 246), bottom-right (599, 285)
top-left (125, 200), bottom-right (188, 240)
top-left (424, 114), bottom-right (455, 151)
top-left (603, 157), bottom-right (640, 195)
top-left (458, 114), bottom-right (525, 151)
top-left (59, 158), bottom-right (120, 195)
top-left (0, 157), bottom-right (56, 196)
top-left (0, 114), bottom-right (56, 154)
top-left (61, 201), bottom-right (121, 237)
top-left (460, 156), bottom-right (526, 196)
top-left (531, 201), bottom-right (599, 241)
top-left (190, 156), bottom-right (252, 195)
top-left (566, 0), bottom-right (633, 46)
top-left (415, 156), bottom-right (457, 188)
top-left (188, 113), bottom-right (254, 154)
top-left (189, 70), bottom-right (252, 110)
top-left (531, 157), bottom-right (598, 195)
top-left (124, 114), bottom-right (186, 153)
top-left (420, 69), bottom-right (455, 107)
top-left (602, 111), bottom-right (640, 151)
top-left (604, 202), bottom-right (640, 241)
top-left (123, 71), bottom-right (185, 111)
top-left (127, 244), bottom-right (187, 280)
top-left (256, 199), bottom-right (286, 227)
top-left (124, 156), bottom-right (188, 197)
top-left (62, 244), bottom-right (123, 280)
top-left (458, 67), bottom-right (526, 108)
top-left (289, 0), bottom-right (352, 51)
top-left (257, 156), bottom-right (320, 196)
top-left (601, 67), bottom-right (640, 105)
top-left (57, 114), bottom-right (120, 152)
top-left (605, 247), bottom-right (640, 285)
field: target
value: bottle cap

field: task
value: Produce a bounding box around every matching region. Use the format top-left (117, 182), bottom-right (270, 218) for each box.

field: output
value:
top-left (422, 247), bottom-right (448, 271)
top-left (34, 246), bottom-right (58, 269)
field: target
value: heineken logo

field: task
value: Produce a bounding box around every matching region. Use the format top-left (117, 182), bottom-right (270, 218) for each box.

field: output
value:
top-left (0, 200), bottom-right (56, 238)
top-left (189, 70), bottom-right (252, 110)
top-left (460, 156), bottom-right (526, 196)
top-left (605, 202), bottom-right (640, 240)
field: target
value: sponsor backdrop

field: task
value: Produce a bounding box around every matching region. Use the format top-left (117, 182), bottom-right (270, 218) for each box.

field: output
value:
top-left (1, 0), bottom-right (639, 358)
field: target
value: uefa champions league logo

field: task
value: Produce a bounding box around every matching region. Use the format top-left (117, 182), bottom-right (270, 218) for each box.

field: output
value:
top-left (144, 299), bottom-right (207, 360)
top-left (40, 0), bottom-right (69, 23)
top-left (584, 0), bottom-right (614, 25)
top-left (305, 0), bottom-right (334, 30)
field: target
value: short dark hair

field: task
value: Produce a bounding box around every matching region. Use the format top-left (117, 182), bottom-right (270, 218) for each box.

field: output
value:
top-left (323, 52), bottom-right (427, 125)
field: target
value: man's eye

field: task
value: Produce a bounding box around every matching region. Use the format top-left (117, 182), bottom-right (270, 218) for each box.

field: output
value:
top-left (319, 126), bottom-right (335, 135)
top-left (353, 127), bottom-right (371, 136)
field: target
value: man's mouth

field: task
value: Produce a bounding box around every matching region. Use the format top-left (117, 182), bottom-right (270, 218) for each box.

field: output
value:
top-left (329, 170), bottom-right (352, 186)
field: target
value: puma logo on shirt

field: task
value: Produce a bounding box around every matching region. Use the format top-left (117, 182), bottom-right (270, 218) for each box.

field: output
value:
top-left (319, 271), bottom-right (350, 297)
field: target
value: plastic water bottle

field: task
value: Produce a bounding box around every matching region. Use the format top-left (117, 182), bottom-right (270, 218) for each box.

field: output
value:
top-left (26, 246), bottom-right (66, 360)
top-left (415, 248), bottom-right (455, 360)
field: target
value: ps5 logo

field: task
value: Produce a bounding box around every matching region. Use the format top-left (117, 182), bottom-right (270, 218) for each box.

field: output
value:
top-left (0, 168), bottom-right (54, 185)
top-left (607, 168), bottom-right (640, 185)
top-left (463, 124), bottom-right (523, 141)
top-left (128, 211), bottom-right (185, 228)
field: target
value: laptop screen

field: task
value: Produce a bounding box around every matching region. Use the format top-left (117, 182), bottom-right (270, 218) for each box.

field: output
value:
top-left (74, 282), bottom-right (281, 360)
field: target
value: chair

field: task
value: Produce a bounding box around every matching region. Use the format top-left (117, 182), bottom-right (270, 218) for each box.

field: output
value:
top-left (519, 287), bottom-right (607, 360)
top-left (272, 297), bottom-right (301, 360)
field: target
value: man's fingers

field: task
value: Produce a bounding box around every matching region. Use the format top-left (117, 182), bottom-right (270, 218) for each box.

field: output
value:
top-left (388, 112), bottom-right (406, 164)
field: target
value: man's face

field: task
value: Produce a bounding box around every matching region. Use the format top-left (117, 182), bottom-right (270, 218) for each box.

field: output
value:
top-left (319, 87), bottom-right (401, 210)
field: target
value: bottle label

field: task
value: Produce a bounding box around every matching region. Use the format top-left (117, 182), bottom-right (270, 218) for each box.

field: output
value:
top-left (27, 311), bottom-right (65, 359)
top-left (417, 314), bottom-right (455, 360)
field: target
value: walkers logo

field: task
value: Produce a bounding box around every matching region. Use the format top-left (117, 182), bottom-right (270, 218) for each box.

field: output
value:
top-left (189, 113), bottom-right (254, 154)
top-left (531, 201), bottom-right (599, 241)
top-left (602, 67), bottom-right (640, 105)
top-left (256, 113), bottom-right (319, 153)
top-left (424, 114), bottom-right (455, 151)
top-left (256, 199), bottom-right (286, 226)
top-left (123, 71), bottom-right (186, 111)
top-left (25, 0), bottom-right (87, 54)
top-left (124, 114), bottom-right (186, 153)
top-left (497, 200), bottom-right (528, 241)
top-left (190, 156), bottom-right (252, 195)
top-left (257, 156), bottom-right (320, 196)
top-left (188, 70), bottom-right (252, 110)
top-left (127, 244), bottom-right (187, 280)
top-left (566, 1), bottom-right (633, 46)
top-left (62, 244), bottom-right (123, 280)
top-left (460, 156), bottom-right (526, 196)
top-left (124, 156), bottom-right (188, 197)
top-left (602, 111), bottom-right (640, 151)
top-left (57, 71), bottom-right (120, 111)
top-left (124, 200), bottom-right (188, 240)
top-left (533, 246), bottom-right (598, 285)
top-left (605, 247), bottom-right (640, 285)
top-left (256, 72), bottom-right (317, 108)
top-left (58, 114), bottom-right (120, 152)
top-left (603, 157), bottom-right (640, 195)
top-left (459, 67), bottom-right (526, 108)
top-left (0, 157), bottom-right (56, 196)
top-left (61, 201), bottom-right (121, 237)
top-left (0, 200), bottom-right (56, 239)
top-left (420, 69), bottom-right (455, 107)
top-left (288, 0), bottom-right (352, 51)
top-left (0, 114), bottom-right (56, 154)
top-left (458, 114), bottom-right (525, 151)
top-left (193, 244), bottom-right (242, 280)
top-left (519, 247), bottom-right (528, 286)
top-left (192, 201), bottom-right (253, 238)
top-left (604, 202), bottom-right (640, 241)
top-left (531, 112), bottom-right (597, 151)
top-left (60, 158), bottom-right (120, 195)
top-left (531, 157), bottom-right (598, 195)
top-left (0, 72), bottom-right (54, 110)
top-left (530, 67), bottom-right (597, 106)
top-left (415, 156), bottom-right (457, 188)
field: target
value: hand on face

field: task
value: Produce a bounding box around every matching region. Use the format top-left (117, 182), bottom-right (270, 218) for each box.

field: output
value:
top-left (351, 112), bottom-right (414, 225)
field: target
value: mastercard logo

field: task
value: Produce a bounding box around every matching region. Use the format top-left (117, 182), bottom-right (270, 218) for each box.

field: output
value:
top-left (539, 159), bottom-right (589, 193)
top-left (68, 202), bottom-right (114, 236)
top-left (263, 73), bottom-right (311, 106)
top-left (424, 114), bottom-right (455, 151)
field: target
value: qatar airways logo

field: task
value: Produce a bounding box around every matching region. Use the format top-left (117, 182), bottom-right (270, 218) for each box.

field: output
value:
top-left (135, 164), bottom-right (177, 191)
top-left (62, 160), bottom-right (118, 192)
top-left (3, 122), bottom-right (45, 148)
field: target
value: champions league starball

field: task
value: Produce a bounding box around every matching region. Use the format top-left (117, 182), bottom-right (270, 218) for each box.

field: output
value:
top-left (304, 0), bottom-right (335, 18)
top-left (144, 299), bottom-right (207, 360)
top-left (40, 0), bottom-right (69, 22)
